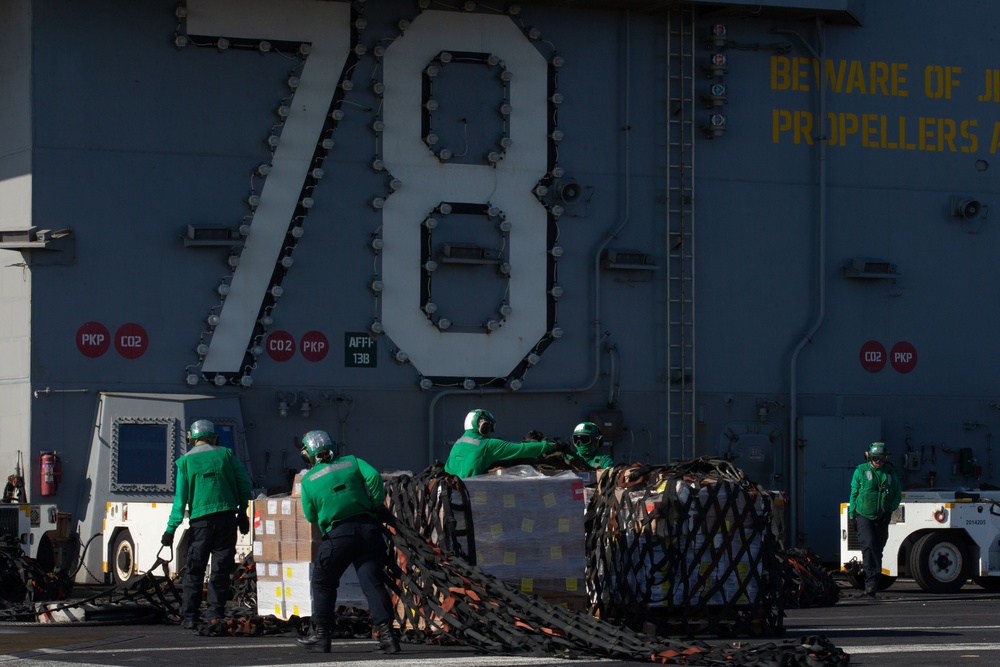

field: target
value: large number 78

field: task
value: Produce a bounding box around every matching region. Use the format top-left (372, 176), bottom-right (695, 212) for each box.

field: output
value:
top-left (188, 1), bottom-right (554, 382)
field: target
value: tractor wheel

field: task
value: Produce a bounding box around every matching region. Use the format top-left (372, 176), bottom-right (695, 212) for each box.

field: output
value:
top-left (111, 531), bottom-right (136, 585)
top-left (909, 532), bottom-right (969, 594)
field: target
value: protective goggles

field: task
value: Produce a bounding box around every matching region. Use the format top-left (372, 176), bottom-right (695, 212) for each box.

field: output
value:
top-left (573, 434), bottom-right (593, 446)
top-left (869, 455), bottom-right (887, 464)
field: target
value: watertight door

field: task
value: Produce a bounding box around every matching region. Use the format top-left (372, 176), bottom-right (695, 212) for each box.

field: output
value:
top-left (799, 415), bottom-right (881, 562)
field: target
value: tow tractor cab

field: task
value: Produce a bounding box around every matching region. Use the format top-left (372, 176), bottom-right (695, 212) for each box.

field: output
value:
top-left (841, 488), bottom-right (1000, 593)
top-left (82, 392), bottom-right (256, 585)
top-left (0, 503), bottom-right (69, 572)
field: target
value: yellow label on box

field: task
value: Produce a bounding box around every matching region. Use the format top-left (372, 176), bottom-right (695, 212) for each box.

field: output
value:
top-left (292, 605), bottom-right (301, 615)
top-left (521, 517), bottom-right (535, 532)
top-left (504, 551), bottom-right (517, 565)
top-left (490, 523), bottom-right (504, 538)
top-left (503, 494), bottom-right (516, 508)
top-left (543, 493), bottom-right (556, 508)
top-left (566, 578), bottom-right (578, 592)
top-left (520, 578), bottom-right (534, 593)
top-left (274, 585), bottom-right (282, 597)
top-left (558, 518), bottom-right (570, 532)
top-left (550, 545), bottom-right (563, 560)
top-left (473, 491), bottom-right (487, 506)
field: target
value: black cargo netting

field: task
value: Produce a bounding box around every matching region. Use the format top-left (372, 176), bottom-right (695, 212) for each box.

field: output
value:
top-left (0, 535), bottom-right (74, 613)
top-left (780, 547), bottom-right (841, 608)
top-left (382, 463), bottom-right (849, 665)
top-left (586, 458), bottom-right (785, 637)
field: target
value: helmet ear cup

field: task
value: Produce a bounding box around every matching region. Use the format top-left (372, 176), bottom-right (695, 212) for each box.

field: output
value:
top-left (300, 448), bottom-right (314, 466)
top-left (478, 419), bottom-right (494, 436)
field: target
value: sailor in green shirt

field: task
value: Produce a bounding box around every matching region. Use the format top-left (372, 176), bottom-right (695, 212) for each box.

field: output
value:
top-left (847, 441), bottom-right (902, 597)
top-left (161, 419), bottom-right (252, 628)
top-left (572, 421), bottom-right (615, 469)
top-left (444, 409), bottom-right (567, 477)
top-left (295, 430), bottom-right (400, 655)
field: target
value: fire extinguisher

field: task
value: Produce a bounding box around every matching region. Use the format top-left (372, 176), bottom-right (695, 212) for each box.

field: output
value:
top-left (39, 451), bottom-right (62, 497)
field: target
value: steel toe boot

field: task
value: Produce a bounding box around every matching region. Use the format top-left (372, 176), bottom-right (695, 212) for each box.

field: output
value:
top-left (297, 624), bottom-right (331, 653)
top-left (374, 621), bottom-right (401, 654)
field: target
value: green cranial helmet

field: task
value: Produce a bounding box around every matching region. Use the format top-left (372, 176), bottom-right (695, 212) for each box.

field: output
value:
top-left (573, 421), bottom-right (602, 454)
top-left (867, 441), bottom-right (888, 462)
top-left (300, 430), bottom-right (338, 466)
top-left (188, 419), bottom-right (217, 444)
top-left (464, 409), bottom-right (496, 436)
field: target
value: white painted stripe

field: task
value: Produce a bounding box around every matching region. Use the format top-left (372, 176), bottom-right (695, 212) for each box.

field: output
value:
top-left (839, 642), bottom-right (1000, 654)
top-left (789, 624), bottom-right (1000, 632)
top-left (0, 651), bottom-right (609, 667)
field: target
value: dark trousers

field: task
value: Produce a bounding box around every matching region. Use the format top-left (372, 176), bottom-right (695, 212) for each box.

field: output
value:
top-left (182, 510), bottom-right (237, 621)
top-left (856, 514), bottom-right (890, 590)
top-left (311, 516), bottom-right (394, 627)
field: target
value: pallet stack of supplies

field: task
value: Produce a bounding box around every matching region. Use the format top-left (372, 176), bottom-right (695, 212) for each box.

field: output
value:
top-left (463, 467), bottom-right (587, 610)
top-left (283, 561), bottom-right (314, 618)
top-left (256, 560), bottom-right (285, 618)
top-left (253, 497), bottom-right (283, 562)
top-left (276, 497), bottom-right (322, 562)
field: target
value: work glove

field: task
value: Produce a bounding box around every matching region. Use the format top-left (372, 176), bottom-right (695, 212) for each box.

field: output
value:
top-left (237, 511), bottom-right (250, 535)
top-left (848, 517), bottom-right (858, 533)
top-left (161, 532), bottom-right (174, 547)
top-left (524, 430), bottom-right (545, 442)
top-left (552, 439), bottom-right (574, 456)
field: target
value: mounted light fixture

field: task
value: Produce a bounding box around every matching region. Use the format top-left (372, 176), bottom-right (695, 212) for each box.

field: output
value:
top-left (707, 24), bottom-right (727, 48)
top-left (706, 53), bottom-right (728, 78)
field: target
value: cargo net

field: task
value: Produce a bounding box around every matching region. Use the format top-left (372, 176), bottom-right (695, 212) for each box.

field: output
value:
top-left (383, 464), bottom-right (849, 666)
top-left (587, 458), bottom-right (785, 637)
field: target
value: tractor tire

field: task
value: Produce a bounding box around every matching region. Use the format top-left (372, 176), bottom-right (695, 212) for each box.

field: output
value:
top-left (111, 531), bottom-right (136, 585)
top-left (909, 532), bottom-right (969, 594)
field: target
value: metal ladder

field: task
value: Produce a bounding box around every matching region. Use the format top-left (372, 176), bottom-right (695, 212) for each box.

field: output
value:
top-left (665, 7), bottom-right (696, 461)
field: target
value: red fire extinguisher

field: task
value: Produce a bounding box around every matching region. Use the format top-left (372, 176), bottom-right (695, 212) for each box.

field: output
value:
top-left (39, 451), bottom-right (62, 496)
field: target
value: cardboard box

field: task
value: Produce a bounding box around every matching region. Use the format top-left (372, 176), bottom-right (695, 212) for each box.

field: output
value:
top-left (256, 580), bottom-right (285, 618)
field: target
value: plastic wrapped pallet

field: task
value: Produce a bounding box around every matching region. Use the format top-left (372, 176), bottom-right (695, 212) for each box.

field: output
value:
top-left (462, 466), bottom-right (587, 610)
